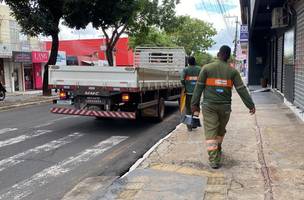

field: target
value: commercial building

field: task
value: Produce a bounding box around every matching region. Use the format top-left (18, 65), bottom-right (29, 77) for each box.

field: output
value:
top-left (240, 0), bottom-right (304, 111)
top-left (45, 38), bottom-right (134, 67)
top-left (0, 4), bottom-right (46, 92)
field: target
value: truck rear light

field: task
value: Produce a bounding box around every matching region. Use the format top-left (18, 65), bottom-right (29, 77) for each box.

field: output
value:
top-left (122, 93), bottom-right (130, 102)
top-left (59, 91), bottom-right (67, 100)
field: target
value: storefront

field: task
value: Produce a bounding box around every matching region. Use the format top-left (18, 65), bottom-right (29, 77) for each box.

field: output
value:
top-left (12, 51), bottom-right (32, 91)
top-left (240, 0), bottom-right (304, 111)
top-left (32, 51), bottom-right (48, 90)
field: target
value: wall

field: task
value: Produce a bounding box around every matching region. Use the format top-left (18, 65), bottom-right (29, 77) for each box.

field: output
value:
top-left (0, 5), bottom-right (14, 44)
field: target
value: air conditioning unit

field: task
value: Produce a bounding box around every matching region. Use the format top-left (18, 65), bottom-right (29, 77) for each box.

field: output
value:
top-left (272, 7), bottom-right (288, 29)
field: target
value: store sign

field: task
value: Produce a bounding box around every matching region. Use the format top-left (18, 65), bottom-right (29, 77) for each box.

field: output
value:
top-left (240, 25), bottom-right (248, 42)
top-left (12, 51), bottom-right (32, 63)
top-left (32, 51), bottom-right (49, 63)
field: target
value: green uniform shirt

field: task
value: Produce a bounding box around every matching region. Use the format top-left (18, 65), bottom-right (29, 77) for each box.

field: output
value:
top-left (180, 65), bottom-right (201, 95)
top-left (191, 59), bottom-right (255, 109)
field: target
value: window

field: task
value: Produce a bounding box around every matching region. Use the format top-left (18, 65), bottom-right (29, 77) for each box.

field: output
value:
top-left (284, 29), bottom-right (295, 65)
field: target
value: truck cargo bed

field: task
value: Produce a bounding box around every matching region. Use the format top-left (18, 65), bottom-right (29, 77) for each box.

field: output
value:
top-left (49, 65), bottom-right (182, 91)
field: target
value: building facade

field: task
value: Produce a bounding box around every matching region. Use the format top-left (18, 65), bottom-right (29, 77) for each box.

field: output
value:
top-left (45, 38), bottom-right (134, 67)
top-left (240, 0), bottom-right (304, 110)
top-left (0, 5), bottom-right (46, 92)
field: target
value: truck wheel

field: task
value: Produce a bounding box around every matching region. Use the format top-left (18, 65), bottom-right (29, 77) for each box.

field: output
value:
top-left (157, 98), bottom-right (165, 121)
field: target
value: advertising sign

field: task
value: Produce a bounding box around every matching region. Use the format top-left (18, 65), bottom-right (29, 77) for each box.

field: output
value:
top-left (32, 51), bottom-right (49, 63)
top-left (12, 51), bottom-right (32, 63)
top-left (240, 25), bottom-right (248, 42)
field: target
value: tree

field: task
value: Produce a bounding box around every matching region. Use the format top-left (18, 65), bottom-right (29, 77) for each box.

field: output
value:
top-left (4, 0), bottom-right (66, 95)
top-left (64, 0), bottom-right (178, 66)
top-left (167, 16), bottom-right (217, 55)
top-left (129, 15), bottom-right (217, 57)
top-left (194, 52), bottom-right (215, 66)
top-left (129, 28), bottom-right (176, 48)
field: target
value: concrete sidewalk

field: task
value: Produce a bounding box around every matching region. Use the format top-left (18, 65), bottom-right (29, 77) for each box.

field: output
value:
top-left (0, 90), bottom-right (56, 111)
top-left (64, 91), bottom-right (304, 200)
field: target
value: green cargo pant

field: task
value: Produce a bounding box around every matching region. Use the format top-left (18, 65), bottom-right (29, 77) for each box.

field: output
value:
top-left (202, 103), bottom-right (231, 164)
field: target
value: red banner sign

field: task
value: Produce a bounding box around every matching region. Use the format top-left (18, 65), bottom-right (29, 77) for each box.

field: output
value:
top-left (32, 51), bottom-right (49, 63)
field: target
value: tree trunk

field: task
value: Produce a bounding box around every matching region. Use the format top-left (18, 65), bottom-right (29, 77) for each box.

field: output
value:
top-left (43, 33), bottom-right (59, 96)
top-left (106, 46), bottom-right (114, 66)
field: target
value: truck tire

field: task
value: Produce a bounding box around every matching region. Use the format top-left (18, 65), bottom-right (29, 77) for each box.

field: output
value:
top-left (156, 98), bottom-right (165, 121)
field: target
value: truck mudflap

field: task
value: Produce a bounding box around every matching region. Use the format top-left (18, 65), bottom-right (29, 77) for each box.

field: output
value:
top-left (50, 107), bottom-right (136, 119)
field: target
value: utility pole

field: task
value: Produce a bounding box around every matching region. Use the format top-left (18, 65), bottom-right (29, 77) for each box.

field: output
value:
top-left (224, 16), bottom-right (239, 58)
top-left (233, 16), bottom-right (239, 58)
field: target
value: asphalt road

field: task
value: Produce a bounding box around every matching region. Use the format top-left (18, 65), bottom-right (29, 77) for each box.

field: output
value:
top-left (0, 103), bottom-right (180, 200)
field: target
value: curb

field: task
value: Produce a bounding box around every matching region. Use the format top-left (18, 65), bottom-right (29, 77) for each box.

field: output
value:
top-left (62, 123), bottom-right (183, 200)
top-left (0, 98), bottom-right (55, 112)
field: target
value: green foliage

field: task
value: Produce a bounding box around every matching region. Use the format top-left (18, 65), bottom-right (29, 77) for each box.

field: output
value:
top-left (167, 16), bottom-right (217, 55)
top-left (64, 0), bottom-right (178, 66)
top-left (4, 0), bottom-right (64, 36)
top-left (129, 28), bottom-right (176, 48)
top-left (194, 52), bottom-right (215, 66)
top-left (131, 15), bottom-right (217, 58)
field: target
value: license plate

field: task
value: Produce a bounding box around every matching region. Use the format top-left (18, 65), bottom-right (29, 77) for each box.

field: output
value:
top-left (56, 100), bottom-right (72, 105)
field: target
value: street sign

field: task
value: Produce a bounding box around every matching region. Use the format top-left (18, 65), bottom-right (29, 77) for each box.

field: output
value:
top-left (240, 25), bottom-right (248, 42)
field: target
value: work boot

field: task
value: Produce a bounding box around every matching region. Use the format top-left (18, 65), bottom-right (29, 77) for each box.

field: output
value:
top-left (210, 162), bottom-right (221, 169)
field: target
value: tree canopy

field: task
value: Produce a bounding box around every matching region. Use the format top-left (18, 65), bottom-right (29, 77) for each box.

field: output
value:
top-left (130, 15), bottom-right (217, 63)
top-left (166, 16), bottom-right (217, 55)
top-left (64, 0), bottom-right (179, 66)
top-left (129, 28), bottom-right (176, 48)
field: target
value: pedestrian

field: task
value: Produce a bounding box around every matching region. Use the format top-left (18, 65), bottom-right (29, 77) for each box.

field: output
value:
top-left (191, 45), bottom-right (255, 169)
top-left (180, 56), bottom-right (201, 131)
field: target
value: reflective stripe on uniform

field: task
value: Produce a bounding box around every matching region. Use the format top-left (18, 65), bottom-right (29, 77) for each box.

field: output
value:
top-left (206, 139), bottom-right (218, 151)
top-left (185, 76), bottom-right (198, 81)
top-left (206, 78), bottom-right (233, 88)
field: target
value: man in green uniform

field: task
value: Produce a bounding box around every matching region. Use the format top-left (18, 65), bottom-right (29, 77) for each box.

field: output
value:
top-left (181, 56), bottom-right (201, 131)
top-left (191, 46), bottom-right (255, 169)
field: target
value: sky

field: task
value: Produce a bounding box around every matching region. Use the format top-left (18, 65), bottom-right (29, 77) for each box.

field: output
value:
top-left (56, 0), bottom-right (242, 55)
top-left (175, 0), bottom-right (241, 54)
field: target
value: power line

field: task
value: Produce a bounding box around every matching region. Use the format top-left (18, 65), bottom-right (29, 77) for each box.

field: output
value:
top-left (215, 0), bottom-right (235, 38)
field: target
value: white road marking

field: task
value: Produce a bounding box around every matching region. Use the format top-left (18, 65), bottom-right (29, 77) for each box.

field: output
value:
top-left (0, 128), bottom-right (18, 136)
top-left (0, 130), bottom-right (52, 148)
top-left (34, 116), bottom-right (78, 128)
top-left (0, 136), bottom-right (128, 200)
top-left (0, 132), bottom-right (84, 173)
